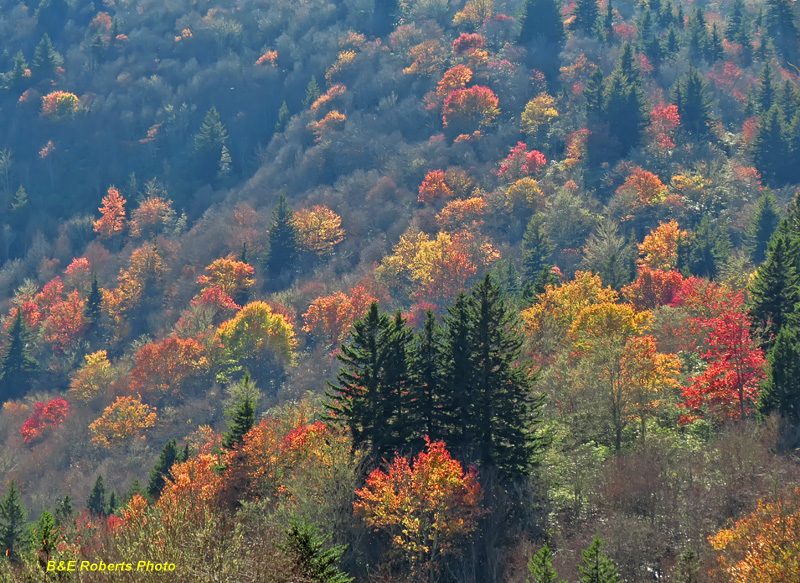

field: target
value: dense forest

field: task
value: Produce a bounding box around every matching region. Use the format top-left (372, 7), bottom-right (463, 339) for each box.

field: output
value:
top-left (1, 0), bottom-right (800, 580)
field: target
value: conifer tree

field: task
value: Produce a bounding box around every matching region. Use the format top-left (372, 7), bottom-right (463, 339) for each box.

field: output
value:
top-left (749, 233), bottom-right (800, 347)
top-left (148, 439), bottom-right (179, 499)
top-left (757, 64), bottom-right (776, 114)
top-left (379, 311), bottom-right (413, 456)
top-left (0, 308), bottom-right (38, 402)
top-left (687, 216), bottom-right (730, 280)
top-left (106, 491), bottom-right (119, 516)
top-left (572, 0), bottom-right (600, 36)
top-left (522, 214), bottom-right (555, 284)
top-left (519, 0), bottom-right (566, 49)
top-left (304, 76), bottom-right (321, 107)
top-left (283, 520), bottom-right (353, 583)
top-left (688, 7), bottom-right (709, 62)
top-left (0, 481), bottom-right (27, 561)
top-left (709, 24), bottom-right (723, 62)
top-left (527, 543), bottom-right (566, 583)
top-left (7, 51), bottom-right (29, 89)
top-left (87, 476), bottom-right (106, 517)
top-left (746, 190), bottom-right (780, 264)
top-left (275, 100), bottom-right (290, 132)
top-left (31, 33), bottom-right (62, 77)
top-left (675, 67), bottom-right (713, 135)
top-left (372, 0), bottom-right (399, 37)
top-left (765, 0), bottom-right (799, 59)
top-left (736, 24), bottom-right (753, 66)
top-left (222, 373), bottom-right (259, 450)
top-left (788, 111), bottom-right (800, 183)
top-left (584, 69), bottom-right (605, 118)
top-left (759, 325), bottom-right (800, 421)
top-left (603, 0), bottom-right (614, 41)
top-left (408, 311), bottom-right (446, 446)
top-left (54, 495), bottom-right (73, 528)
top-left (10, 186), bottom-right (27, 213)
top-left (579, 536), bottom-right (620, 583)
top-left (32, 509), bottom-right (57, 557)
top-left (726, 0), bottom-right (745, 40)
top-left (124, 481), bottom-right (145, 503)
top-left (85, 275), bottom-right (102, 324)
top-left (440, 293), bottom-right (475, 450)
top-left (194, 107), bottom-right (229, 182)
top-left (753, 105), bottom-right (789, 185)
top-left (265, 193), bottom-right (299, 281)
top-left (601, 44), bottom-right (648, 152)
top-left (779, 81), bottom-right (800, 122)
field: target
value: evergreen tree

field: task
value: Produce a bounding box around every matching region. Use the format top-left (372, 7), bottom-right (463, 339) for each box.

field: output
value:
top-left (663, 25), bottom-right (680, 56)
top-left (105, 491), bottom-right (119, 515)
top-left (0, 308), bottom-right (38, 402)
top-left (746, 190), bottom-right (780, 264)
top-left (265, 193), bottom-right (299, 281)
top-left (687, 7), bottom-right (709, 62)
top-left (527, 543), bottom-right (566, 583)
top-left (603, 0), bottom-right (614, 41)
top-left (31, 33), bottom-right (62, 77)
top-left (779, 80), bottom-right (800, 122)
top-left (217, 145), bottom-right (232, 178)
top-left (372, 0), bottom-right (399, 37)
top-left (86, 476), bottom-right (106, 517)
top-left (0, 481), bottom-right (27, 561)
top-left (709, 24), bottom-right (723, 62)
top-left (408, 311), bottom-right (446, 446)
top-left (579, 536), bottom-right (620, 583)
top-left (752, 105), bottom-right (789, 185)
top-left (522, 214), bottom-right (555, 283)
top-left (788, 111), bottom-right (800, 183)
top-left (676, 3), bottom-right (684, 28)
top-left (687, 216), bottom-right (730, 280)
top-left (31, 509), bottom-right (57, 557)
top-left (124, 480), bottom-right (145, 503)
top-left (764, 0), bottom-right (799, 59)
top-left (304, 76), bottom-right (321, 107)
top-left (283, 520), bottom-right (353, 583)
top-left (440, 293), bottom-right (476, 451)
top-left (759, 324), bottom-right (800, 421)
top-left (10, 186), bottom-right (28, 212)
top-left (584, 69), bottom-right (605, 118)
top-left (7, 51), bottom-right (29, 89)
top-left (53, 495), bottom-right (73, 528)
top-left (35, 0), bottom-right (69, 39)
top-left (379, 311), bottom-right (413, 456)
top-left (222, 373), bottom-right (259, 450)
top-left (85, 274), bottom-right (102, 324)
top-left (601, 44), bottom-right (648, 153)
top-left (194, 107), bottom-right (229, 182)
top-left (726, 0), bottom-right (745, 40)
top-left (464, 275), bottom-right (545, 479)
top-left (148, 439), bottom-right (179, 499)
top-left (675, 67), bottom-right (713, 135)
top-left (672, 548), bottom-right (701, 583)
top-left (572, 0), bottom-right (600, 36)
top-left (275, 100), bottom-right (290, 132)
top-left (757, 64), bottom-right (776, 114)
top-left (519, 0), bottom-right (566, 48)
top-left (749, 233), bottom-right (800, 347)
top-left (736, 23), bottom-right (753, 67)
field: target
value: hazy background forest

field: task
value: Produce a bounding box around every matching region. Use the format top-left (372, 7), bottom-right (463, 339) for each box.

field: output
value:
top-left (1, 0), bottom-right (800, 581)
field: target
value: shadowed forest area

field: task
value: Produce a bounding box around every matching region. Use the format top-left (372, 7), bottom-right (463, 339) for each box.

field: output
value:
top-left (1, 0), bottom-right (800, 581)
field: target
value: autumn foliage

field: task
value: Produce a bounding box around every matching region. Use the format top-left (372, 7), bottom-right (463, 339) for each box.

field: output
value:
top-left (93, 187), bottom-right (127, 239)
top-left (129, 335), bottom-right (209, 399)
top-left (442, 86), bottom-right (499, 137)
top-left (19, 398), bottom-right (70, 444)
top-left (89, 395), bottom-right (158, 448)
top-left (302, 285), bottom-right (377, 347)
top-left (418, 170), bottom-right (453, 204)
top-left (294, 205), bottom-right (345, 255)
top-left (354, 439), bottom-right (483, 579)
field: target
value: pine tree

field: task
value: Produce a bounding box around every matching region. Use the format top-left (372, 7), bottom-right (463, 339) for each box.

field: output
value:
top-left (757, 64), bottom-right (776, 114)
top-left (379, 311), bottom-right (413, 457)
top-left (573, 0), bottom-right (600, 36)
top-left (759, 324), bottom-right (800, 421)
top-left (749, 233), bottom-right (800, 347)
top-left (222, 373), bottom-right (259, 450)
top-left (0, 309), bottom-right (38, 402)
top-left (522, 214), bottom-right (555, 283)
top-left (726, 0), bottom-right (745, 40)
top-left (265, 193), bottom-right (299, 281)
top-left (675, 67), bottom-right (713, 135)
top-left (788, 111), bottom-right (800, 184)
top-left (603, 0), bottom-right (614, 41)
top-left (408, 311), bottom-right (446, 446)
top-left (0, 481), bottom-right (27, 561)
top-left (275, 100), bottom-right (290, 132)
top-left (86, 475), bottom-right (107, 516)
top-left (746, 190), bottom-right (780, 264)
top-left (304, 76), bottom-right (321, 107)
top-left (440, 293), bottom-right (476, 452)
top-left (736, 23), bottom-right (753, 67)
top-left (779, 80), bottom-right (800, 122)
top-left (663, 25), bottom-right (680, 56)
top-left (31, 33), bottom-right (62, 77)
top-left (752, 105), bottom-right (789, 185)
top-left (283, 520), bottom-right (353, 583)
top-left (527, 543), bottom-right (566, 583)
top-left (53, 495), bottom-right (73, 528)
top-left (601, 45), bottom-right (648, 152)
top-left (32, 509), bottom-right (57, 557)
top-left (148, 439), bottom-right (179, 499)
top-left (579, 536), bottom-right (620, 583)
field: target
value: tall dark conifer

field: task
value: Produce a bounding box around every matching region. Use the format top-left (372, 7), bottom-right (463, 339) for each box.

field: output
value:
top-left (87, 476), bottom-right (107, 517)
top-left (222, 374), bottom-right (258, 450)
top-left (675, 67), bottom-right (713, 135)
top-left (408, 311), bottom-right (446, 446)
top-left (265, 193), bottom-right (299, 282)
top-left (572, 0), bottom-right (600, 35)
top-left (148, 439), bottom-right (179, 499)
top-left (0, 481), bottom-right (26, 561)
top-left (746, 190), bottom-right (780, 264)
top-left (759, 325), bottom-right (800, 421)
top-left (752, 105), bottom-right (789, 185)
top-left (0, 309), bottom-right (38, 402)
top-left (749, 233), bottom-right (800, 347)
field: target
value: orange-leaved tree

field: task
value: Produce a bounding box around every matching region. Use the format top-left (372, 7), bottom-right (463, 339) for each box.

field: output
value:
top-left (442, 86), bottom-right (499, 138)
top-left (196, 255), bottom-right (255, 300)
top-left (93, 186), bottom-right (127, 238)
top-left (129, 335), bottom-right (210, 399)
top-left (69, 350), bottom-right (116, 403)
top-left (637, 219), bottom-right (687, 271)
top-left (89, 395), bottom-right (158, 448)
top-left (710, 487), bottom-right (800, 583)
top-left (302, 285), bottom-right (377, 347)
top-left (294, 205), bottom-right (345, 256)
top-left (354, 439), bottom-right (483, 582)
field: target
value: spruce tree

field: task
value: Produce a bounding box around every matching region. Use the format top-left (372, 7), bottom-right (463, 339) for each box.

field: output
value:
top-left (0, 308), bottom-right (38, 402)
top-left (757, 64), bottom-right (776, 113)
top-left (85, 274), bottom-right (102, 324)
top-left (222, 373), bottom-right (259, 450)
top-left (148, 439), bottom-right (179, 499)
top-left (709, 24), bottom-right (723, 62)
top-left (578, 536), bottom-right (620, 583)
top-left (522, 214), bottom-right (555, 283)
top-left (688, 7), bottom-right (710, 62)
top-left (752, 105), bottom-right (789, 186)
top-left (736, 24), bottom-right (753, 66)
top-left (749, 233), bottom-right (800, 347)
top-left (601, 44), bottom-right (648, 153)
top-left (31, 509), bottom-right (57, 557)
top-left (584, 69), bottom-right (605, 118)
top-left (726, 0), bottom-right (745, 40)
top-left (788, 111), bottom-right (800, 184)
top-left (124, 480), bottom-right (145, 503)
top-left (675, 67), bottom-right (713, 135)
top-left (283, 520), bottom-right (353, 583)
top-left (7, 51), bottom-right (29, 89)
top-left (265, 193), bottom-right (299, 281)
top-left (687, 216), bottom-right (730, 280)
top-left (304, 76), bottom-right (321, 107)
top-left (379, 311), bottom-right (413, 457)
top-left (440, 293), bottom-right (476, 452)
top-left (194, 106), bottom-right (229, 182)
top-left (86, 476), bottom-right (107, 517)
top-left (527, 543), bottom-right (566, 583)
top-left (765, 0), bottom-right (799, 59)
top-left (275, 100), bottom-right (290, 132)
top-left (759, 325), bottom-right (800, 421)
top-left (0, 481), bottom-right (27, 561)
top-left (31, 33), bottom-right (62, 77)
top-left (746, 190), bottom-right (780, 264)
top-left (572, 0), bottom-right (600, 36)
top-left (408, 311), bottom-right (446, 446)
top-left (105, 491), bottom-right (119, 515)
top-left (519, 0), bottom-right (566, 49)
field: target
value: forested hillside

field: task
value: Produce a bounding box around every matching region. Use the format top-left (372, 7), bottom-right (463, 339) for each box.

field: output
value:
top-left (1, 0), bottom-right (800, 581)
